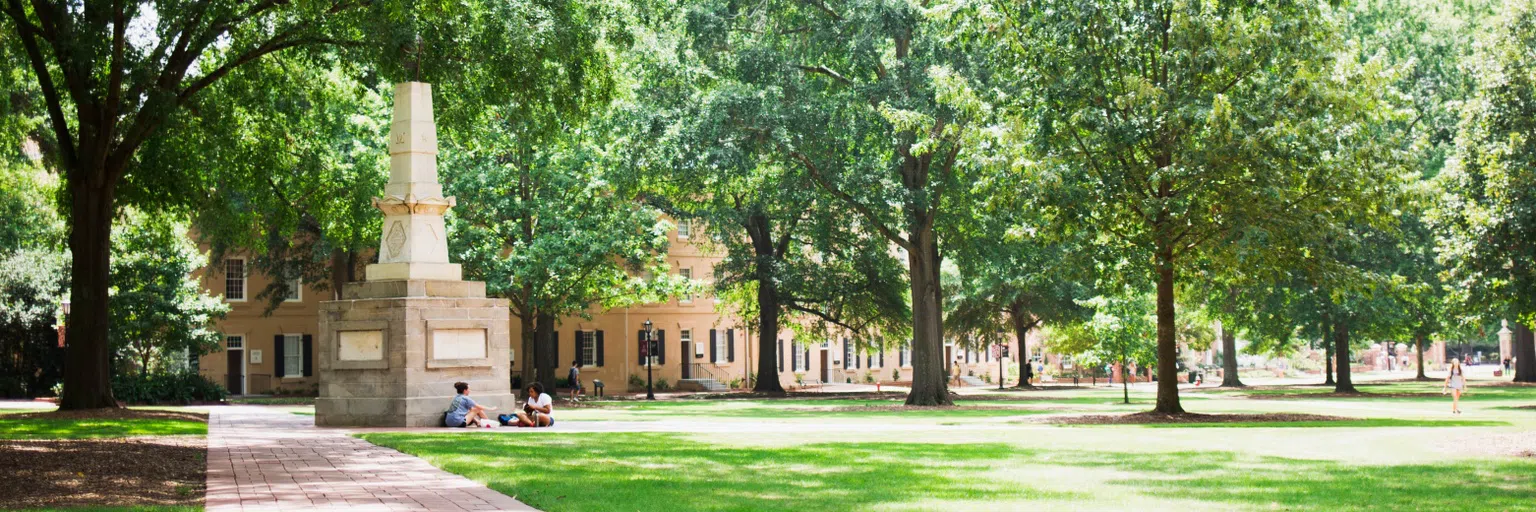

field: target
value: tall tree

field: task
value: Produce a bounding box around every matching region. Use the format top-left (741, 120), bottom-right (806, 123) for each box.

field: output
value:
top-left (108, 209), bottom-right (227, 375)
top-left (1001, 0), bottom-right (1387, 412)
top-left (655, 0), bottom-right (1001, 404)
top-left (1435, 1), bottom-right (1536, 383)
top-left (945, 158), bottom-right (1092, 387)
top-left (0, 0), bottom-right (601, 409)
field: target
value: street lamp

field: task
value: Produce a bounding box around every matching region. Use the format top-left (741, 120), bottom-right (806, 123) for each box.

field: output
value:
top-left (643, 319), bottom-right (656, 400)
top-left (57, 299), bottom-right (71, 348)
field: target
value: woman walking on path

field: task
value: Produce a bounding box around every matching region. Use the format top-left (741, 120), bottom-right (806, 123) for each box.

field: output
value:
top-left (1442, 359), bottom-right (1468, 414)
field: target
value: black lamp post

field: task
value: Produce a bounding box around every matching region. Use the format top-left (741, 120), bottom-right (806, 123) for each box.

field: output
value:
top-left (57, 299), bottom-right (71, 348)
top-left (643, 319), bottom-right (656, 400)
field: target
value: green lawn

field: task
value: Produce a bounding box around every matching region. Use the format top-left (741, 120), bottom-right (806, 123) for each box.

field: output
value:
top-left (0, 415), bottom-right (206, 439)
top-left (1115, 418), bottom-right (1508, 428)
top-left (24, 504), bottom-right (202, 507)
top-left (362, 432), bottom-right (1536, 511)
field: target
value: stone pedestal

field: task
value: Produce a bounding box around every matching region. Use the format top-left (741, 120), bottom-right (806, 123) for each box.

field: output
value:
top-left (316, 280), bottom-right (513, 427)
top-left (314, 82), bottom-right (512, 427)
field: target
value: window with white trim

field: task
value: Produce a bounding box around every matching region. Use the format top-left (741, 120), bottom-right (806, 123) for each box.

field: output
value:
top-left (284, 276), bottom-right (302, 302)
top-left (283, 334), bottom-right (302, 377)
top-left (714, 331), bottom-right (728, 363)
top-left (577, 331), bottom-right (597, 366)
top-left (679, 268), bottom-right (693, 303)
top-left (793, 343), bottom-right (805, 371)
top-left (677, 219), bottom-right (692, 239)
top-left (226, 334), bottom-right (244, 349)
top-left (225, 258), bottom-right (247, 301)
top-left (680, 329), bottom-right (693, 356)
top-left (900, 343), bottom-right (911, 367)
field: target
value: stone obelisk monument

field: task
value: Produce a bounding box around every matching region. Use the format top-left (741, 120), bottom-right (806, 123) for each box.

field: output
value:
top-left (315, 82), bottom-right (514, 427)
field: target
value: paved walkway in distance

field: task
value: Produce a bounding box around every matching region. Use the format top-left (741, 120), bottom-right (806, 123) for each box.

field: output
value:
top-left (207, 406), bottom-right (536, 512)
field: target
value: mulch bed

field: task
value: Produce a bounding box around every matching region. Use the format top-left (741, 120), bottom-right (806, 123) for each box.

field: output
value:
top-left (0, 409), bottom-right (207, 510)
top-left (1042, 412), bottom-right (1353, 425)
top-left (792, 405), bottom-right (1065, 414)
top-left (4, 408), bottom-right (207, 422)
top-left (1245, 391), bottom-right (1444, 399)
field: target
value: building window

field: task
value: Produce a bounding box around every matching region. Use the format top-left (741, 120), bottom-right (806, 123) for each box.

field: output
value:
top-left (715, 332), bottom-right (728, 364)
top-left (793, 343), bottom-right (805, 371)
top-left (226, 335), bottom-right (244, 349)
top-left (578, 331), bottom-right (597, 366)
top-left (283, 334), bottom-right (302, 377)
top-left (225, 258), bottom-right (246, 301)
top-left (679, 268), bottom-right (693, 303)
top-left (284, 276), bottom-right (302, 302)
top-left (900, 343), bottom-right (910, 367)
top-left (677, 219), bottom-right (692, 239)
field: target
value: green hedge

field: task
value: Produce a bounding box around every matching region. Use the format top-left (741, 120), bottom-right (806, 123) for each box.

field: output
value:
top-left (111, 371), bottom-right (228, 404)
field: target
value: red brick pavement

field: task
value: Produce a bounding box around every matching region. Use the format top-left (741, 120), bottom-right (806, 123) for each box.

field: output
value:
top-left (206, 406), bottom-right (536, 511)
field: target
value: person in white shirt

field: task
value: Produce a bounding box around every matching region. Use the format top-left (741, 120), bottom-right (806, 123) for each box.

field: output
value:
top-left (514, 382), bottom-right (554, 427)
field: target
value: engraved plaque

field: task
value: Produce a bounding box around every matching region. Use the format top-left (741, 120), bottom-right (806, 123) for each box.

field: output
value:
top-left (338, 330), bottom-right (384, 361)
top-left (432, 329), bottom-right (487, 360)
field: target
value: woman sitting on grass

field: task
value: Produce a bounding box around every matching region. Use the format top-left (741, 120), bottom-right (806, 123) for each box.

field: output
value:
top-left (513, 382), bottom-right (554, 427)
top-left (446, 381), bottom-right (496, 427)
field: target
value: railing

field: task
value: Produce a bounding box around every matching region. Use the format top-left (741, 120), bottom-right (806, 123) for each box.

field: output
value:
top-left (688, 364), bottom-right (722, 382)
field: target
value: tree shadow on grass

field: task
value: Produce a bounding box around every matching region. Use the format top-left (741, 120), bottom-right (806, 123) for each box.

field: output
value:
top-left (1040, 449), bottom-right (1536, 511)
top-left (361, 433), bottom-right (1081, 511)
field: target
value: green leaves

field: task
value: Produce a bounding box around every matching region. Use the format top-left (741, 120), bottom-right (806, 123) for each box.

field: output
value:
top-left (109, 209), bottom-right (228, 373)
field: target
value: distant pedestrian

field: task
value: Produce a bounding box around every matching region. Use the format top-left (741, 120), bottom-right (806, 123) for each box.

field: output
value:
top-left (1442, 359), bottom-right (1467, 415)
top-left (568, 360), bottom-right (583, 400)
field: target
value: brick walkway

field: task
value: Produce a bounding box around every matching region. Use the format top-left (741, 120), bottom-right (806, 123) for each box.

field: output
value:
top-left (206, 406), bottom-right (536, 511)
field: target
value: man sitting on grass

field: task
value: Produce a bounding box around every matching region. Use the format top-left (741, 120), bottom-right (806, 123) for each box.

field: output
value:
top-left (513, 382), bottom-right (554, 427)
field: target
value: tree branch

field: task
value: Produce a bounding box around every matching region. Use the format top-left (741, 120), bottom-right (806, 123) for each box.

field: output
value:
top-left (796, 64), bottom-right (851, 85)
top-left (790, 151), bottom-right (912, 251)
top-left (3, 0), bottom-right (77, 169)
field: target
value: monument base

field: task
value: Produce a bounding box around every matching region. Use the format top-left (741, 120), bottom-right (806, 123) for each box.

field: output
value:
top-left (316, 279), bottom-right (513, 428)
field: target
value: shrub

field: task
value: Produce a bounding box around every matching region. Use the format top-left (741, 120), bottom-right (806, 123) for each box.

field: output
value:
top-left (728, 378), bottom-right (743, 389)
top-left (628, 374), bottom-right (646, 391)
top-left (891, 369), bottom-right (901, 381)
top-left (112, 371), bottom-right (227, 404)
top-left (863, 372), bottom-right (876, 384)
top-left (794, 373), bottom-right (805, 387)
top-left (655, 379), bottom-right (671, 391)
top-left (982, 373), bottom-right (993, 384)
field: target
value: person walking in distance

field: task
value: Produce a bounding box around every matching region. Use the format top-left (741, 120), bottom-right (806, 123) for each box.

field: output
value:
top-left (567, 360), bottom-right (583, 400)
top-left (1442, 358), bottom-right (1468, 415)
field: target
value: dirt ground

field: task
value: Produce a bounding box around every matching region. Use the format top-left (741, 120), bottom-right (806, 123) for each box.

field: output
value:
top-left (1042, 412), bottom-right (1353, 425)
top-left (0, 409), bottom-right (207, 510)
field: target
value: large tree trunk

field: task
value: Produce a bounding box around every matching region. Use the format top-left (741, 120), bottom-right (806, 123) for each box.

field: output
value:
top-left (1333, 320), bottom-right (1356, 393)
top-left (1220, 322), bottom-right (1244, 387)
top-left (745, 213), bottom-right (785, 394)
top-left (752, 274), bottom-right (786, 393)
top-left (1514, 322), bottom-right (1536, 383)
top-left (1415, 334), bottom-right (1428, 380)
top-left (517, 310), bottom-right (536, 388)
top-left (1152, 246), bottom-right (1183, 414)
top-left (534, 312), bottom-right (557, 394)
top-left (59, 172), bottom-right (120, 410)
top-left (1010, 312), bottom-right (1034, 388)
top-left (905, 226), bottom-right (951, 406)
